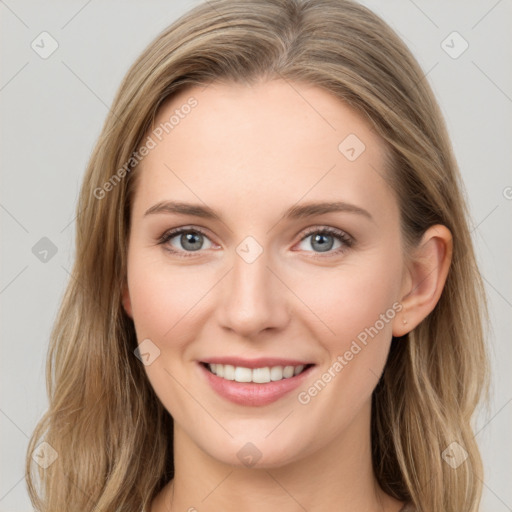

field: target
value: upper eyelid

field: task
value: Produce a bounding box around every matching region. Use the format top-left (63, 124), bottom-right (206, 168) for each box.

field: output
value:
top-left (161, 225), bottom-right (214, 242)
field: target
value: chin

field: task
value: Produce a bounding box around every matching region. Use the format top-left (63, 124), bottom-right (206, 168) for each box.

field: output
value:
top-left (200, 434), bottom-right (309, 470)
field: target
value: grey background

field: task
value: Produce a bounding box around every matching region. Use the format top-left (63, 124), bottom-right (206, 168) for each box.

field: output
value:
top-left (1, 0), bottom-right (511, 510)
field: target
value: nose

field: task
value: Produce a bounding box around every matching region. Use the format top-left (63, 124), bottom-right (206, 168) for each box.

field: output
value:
top-left (216, 245), bottom-right (290, 338)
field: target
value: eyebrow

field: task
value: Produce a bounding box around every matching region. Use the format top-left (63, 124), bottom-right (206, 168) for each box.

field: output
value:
top-left (144, 200), bottom-right (373, 222)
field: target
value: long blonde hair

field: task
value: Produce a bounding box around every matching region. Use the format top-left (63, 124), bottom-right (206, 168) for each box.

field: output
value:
top-left (25, 0), bottom-right (489, 510)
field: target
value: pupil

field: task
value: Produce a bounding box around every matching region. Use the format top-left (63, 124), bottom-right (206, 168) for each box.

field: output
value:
top-left (182, 232), bottom-right (202, 251)
top-left (313, 233), bottom-right (333, 252)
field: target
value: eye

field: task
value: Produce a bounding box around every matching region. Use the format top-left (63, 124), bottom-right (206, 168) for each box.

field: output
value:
top-left (296, 226), bottom-right (354, 256)
top-left (157, 225), bottom-right (354, 258)
top-left (158, 227), bottom-right (215, 257)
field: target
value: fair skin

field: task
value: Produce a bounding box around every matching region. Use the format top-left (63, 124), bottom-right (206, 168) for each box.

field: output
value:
top-left (122, 79), bottom-right (452, 512)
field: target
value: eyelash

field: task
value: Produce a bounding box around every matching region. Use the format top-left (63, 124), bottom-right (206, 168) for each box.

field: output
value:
top-left (157, 225), bottom-right (354, 259)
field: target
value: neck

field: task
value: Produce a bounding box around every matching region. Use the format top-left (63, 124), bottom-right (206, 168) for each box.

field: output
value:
top-left (152, 401), bottom-right (404, 512)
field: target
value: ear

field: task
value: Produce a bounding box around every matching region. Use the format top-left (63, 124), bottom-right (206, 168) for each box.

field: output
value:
top-left (392, 224), bottom-right (453, 336)
top-left (121, 281), bottom-right (133, 318)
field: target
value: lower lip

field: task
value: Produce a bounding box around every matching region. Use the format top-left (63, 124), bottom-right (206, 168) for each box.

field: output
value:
top-left (199, 363), bottom-right (315, 406)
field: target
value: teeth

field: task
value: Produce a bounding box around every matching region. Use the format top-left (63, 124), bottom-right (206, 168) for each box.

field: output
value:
top-left (283, 366), bottom-right (294, 378)
top-left (294, 365), bottom-right (305, 376)
top-left (234, 366), bottom-right (252, 382)
top-left (223, 364), bottom-right (235, 380)
top-left (270, 366), bottom-right (283, 381)
top-left (207, 363), bottom-right (308, 383)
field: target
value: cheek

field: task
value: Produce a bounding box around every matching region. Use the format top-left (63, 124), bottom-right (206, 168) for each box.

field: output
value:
top-left (127, 256), bottom-right (208, 342)
top-left (291, 261), bottom-right (401, 435)
top-left (291, 256), bottom-right (402, 350)
top-left (126, 256), bottom-right (211, 418)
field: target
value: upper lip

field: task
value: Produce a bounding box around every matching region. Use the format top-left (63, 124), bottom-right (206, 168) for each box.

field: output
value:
top-left (200, 357), bottom-right (314, 369)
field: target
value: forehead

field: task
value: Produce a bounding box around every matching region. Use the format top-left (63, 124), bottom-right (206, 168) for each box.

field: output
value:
top-left (151, 79), bottom-right (385, 160)
top-left (133, 79), bottom-right (396, 224)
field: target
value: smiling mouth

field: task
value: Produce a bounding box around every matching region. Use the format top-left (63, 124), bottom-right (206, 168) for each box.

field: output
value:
top-left (201, 362), bottom-right (314, 384)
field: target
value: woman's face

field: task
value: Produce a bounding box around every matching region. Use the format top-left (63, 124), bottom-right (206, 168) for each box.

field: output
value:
top-left (124, 79), bottom-right (409, 468)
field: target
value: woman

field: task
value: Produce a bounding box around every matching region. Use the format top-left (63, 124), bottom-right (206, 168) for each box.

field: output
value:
top-left (25, 0), bottom-right (489, 511)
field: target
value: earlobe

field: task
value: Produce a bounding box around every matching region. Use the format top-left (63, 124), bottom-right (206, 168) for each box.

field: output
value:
top-left (122, 282), bottom-right (133, 318)
top-left (392, 224), bottom-right (453, 336)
